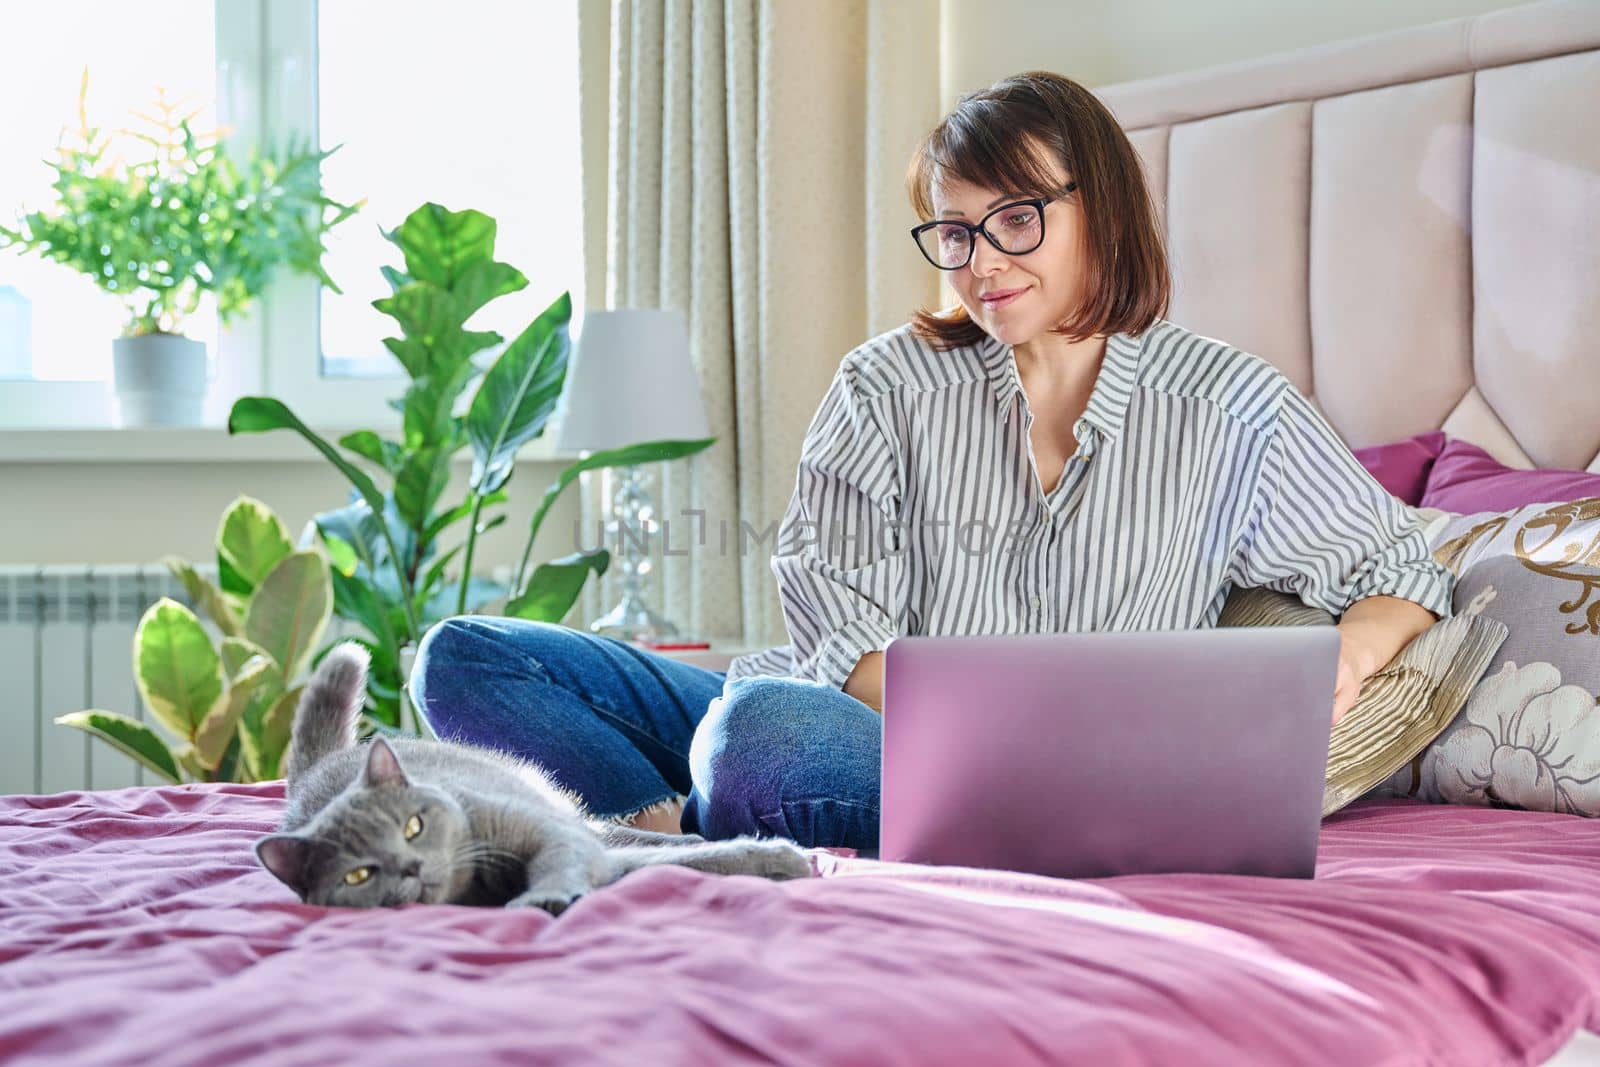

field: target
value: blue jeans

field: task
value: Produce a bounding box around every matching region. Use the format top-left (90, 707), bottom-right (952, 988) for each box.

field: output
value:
top-left (408, 617), bottom-right (881, 851)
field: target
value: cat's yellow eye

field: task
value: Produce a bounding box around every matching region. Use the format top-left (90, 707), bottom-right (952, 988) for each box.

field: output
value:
top-left (404, 814), bottom-right (423, 840)
top-left (343, 866), bottom-right (373, 886)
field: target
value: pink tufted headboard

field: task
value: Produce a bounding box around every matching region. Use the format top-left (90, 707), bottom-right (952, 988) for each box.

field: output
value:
top-left (1094, 0), bottom-right (1600, 473)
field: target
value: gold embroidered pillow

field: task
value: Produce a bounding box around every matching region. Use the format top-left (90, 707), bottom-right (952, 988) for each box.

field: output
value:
top-left (1218, 585), bottom-right (1506, 816)
top-left (1382, 498), bottom-right (1600, 815)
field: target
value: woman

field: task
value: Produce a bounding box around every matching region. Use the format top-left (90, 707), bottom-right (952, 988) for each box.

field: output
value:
top-left (410, 72), bottom-right (1453, 854)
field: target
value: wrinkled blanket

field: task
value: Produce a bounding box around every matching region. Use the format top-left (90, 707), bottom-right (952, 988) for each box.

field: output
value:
top-left (2, 784), bottom-right (1598, 1066)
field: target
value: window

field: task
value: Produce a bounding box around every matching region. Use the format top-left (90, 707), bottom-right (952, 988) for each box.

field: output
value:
top-left (316, 1), bottom-right (584, 381)
top-left (0, 0), bottom-right (585, 430)
top-left (0, 2), bottom-right (218, 424)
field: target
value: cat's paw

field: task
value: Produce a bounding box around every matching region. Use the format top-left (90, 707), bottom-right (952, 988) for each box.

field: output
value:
top-left (505, 889), bottom-right (583, 916)
top-left (744, 840), bottom-right (813, 880)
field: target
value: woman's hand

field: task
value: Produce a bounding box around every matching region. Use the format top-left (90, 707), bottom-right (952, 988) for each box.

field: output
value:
top-left (844, 651), bottom-right (885, 713)
top-left (1331, 623), bottom-right (1385, 726)
top-left (1330, 597), bottom-right (1437, 726)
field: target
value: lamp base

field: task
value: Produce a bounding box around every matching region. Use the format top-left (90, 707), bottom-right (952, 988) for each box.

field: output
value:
top-left (589, 593), bottom-right (681, 642)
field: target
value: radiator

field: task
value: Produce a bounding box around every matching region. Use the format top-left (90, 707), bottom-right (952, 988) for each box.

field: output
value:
top-left (0, 563), bottom-right (490, 796)
top-left (0, 565), bottom-right (198, 795)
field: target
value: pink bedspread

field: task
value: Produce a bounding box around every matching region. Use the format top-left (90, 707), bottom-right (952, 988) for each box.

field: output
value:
top-left (3, 784), bottom-right (1598, 1067)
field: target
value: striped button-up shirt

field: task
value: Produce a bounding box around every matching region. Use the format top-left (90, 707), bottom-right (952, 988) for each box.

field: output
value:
top-left (726, 318), bottom-right (1454, 691)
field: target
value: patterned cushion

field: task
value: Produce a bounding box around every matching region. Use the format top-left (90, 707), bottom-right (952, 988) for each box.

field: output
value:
top-left (1218, 584), bottom-right (1506, 816)
top-left (1381, 498), bottom-right (1600, 815)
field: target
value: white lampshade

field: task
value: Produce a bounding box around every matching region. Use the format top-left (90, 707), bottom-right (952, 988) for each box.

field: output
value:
top-left (554, 308), bottom-right (711, 453)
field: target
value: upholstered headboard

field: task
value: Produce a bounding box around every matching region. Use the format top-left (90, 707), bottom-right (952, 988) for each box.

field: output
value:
top-left (1095, 0), bottom-right (1600, 473)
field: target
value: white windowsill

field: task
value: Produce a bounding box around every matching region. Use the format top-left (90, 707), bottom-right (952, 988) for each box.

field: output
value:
top-left (0, 426), bottom-right (580, 464)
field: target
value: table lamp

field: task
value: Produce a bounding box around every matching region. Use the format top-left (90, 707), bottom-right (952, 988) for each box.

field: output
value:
top-left (554, 308), bottom-right (711, 640)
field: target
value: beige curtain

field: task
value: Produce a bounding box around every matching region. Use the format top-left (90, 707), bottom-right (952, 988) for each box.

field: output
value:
top-left (576, 0), bottom-right (942, 647)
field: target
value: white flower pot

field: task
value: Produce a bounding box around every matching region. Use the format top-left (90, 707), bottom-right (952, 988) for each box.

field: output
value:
top-left (111, 333), bottom-right (209, 427)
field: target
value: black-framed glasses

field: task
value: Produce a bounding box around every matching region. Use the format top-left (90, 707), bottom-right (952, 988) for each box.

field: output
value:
top-left (910, 182), bottom-right (1077, 270)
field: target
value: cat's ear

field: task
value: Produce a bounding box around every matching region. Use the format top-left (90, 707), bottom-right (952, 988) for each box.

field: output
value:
top-left (362, 737), bottom-right (409, 789)
top-left (255, 833), bottom-right (329, 895)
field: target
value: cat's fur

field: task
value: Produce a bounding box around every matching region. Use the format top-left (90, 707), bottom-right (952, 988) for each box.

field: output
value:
top-left (254, 643), bottom-right (810, 913)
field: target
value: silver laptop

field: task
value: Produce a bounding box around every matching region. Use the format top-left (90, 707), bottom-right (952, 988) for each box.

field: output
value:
top-left (880, 626), bottom-right (1340, 880)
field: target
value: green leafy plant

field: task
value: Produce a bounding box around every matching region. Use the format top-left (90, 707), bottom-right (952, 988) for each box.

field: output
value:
top-left (228, 203), bottom-right (713, 730)
top-left (0, 73), bottom-right (361, 336)
top-left (56, 496), bottom-right (333, 784)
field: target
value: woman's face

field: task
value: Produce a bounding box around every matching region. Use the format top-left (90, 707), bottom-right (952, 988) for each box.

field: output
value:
top-left (929, 158), bottom-right (1088, 348)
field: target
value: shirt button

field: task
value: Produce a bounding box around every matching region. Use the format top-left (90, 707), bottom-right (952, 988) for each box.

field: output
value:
top-left (1029, 595), bottom-right (1042, 609)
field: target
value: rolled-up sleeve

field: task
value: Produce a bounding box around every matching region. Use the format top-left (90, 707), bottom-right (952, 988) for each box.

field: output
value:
top-left (769, 363), bottom-right (905, 690)
top-left (1230, 385), bottom-right (1454, 619)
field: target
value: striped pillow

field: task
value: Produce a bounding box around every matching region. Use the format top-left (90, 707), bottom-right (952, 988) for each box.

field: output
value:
top-left (1217, 585), bottom-right (1507, 816)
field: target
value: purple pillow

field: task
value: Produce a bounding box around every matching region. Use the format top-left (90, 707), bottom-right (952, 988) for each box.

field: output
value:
top-left (1352, 431), bottom-right (1447, 506)
top-left (1421, 437), bottom-right (1600, 513)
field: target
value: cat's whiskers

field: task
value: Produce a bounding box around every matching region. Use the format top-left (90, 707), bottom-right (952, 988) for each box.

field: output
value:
top-left (450, 841), bottom-right (521, 873)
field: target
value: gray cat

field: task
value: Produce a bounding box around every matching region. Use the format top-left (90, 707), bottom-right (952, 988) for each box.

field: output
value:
top-left (254, 643), bottom-right (811, 913)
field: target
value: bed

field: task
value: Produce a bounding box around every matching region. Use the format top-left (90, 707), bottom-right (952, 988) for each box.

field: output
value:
top-left (6, 2), bottom-right (1600, 1064)
top-left (1, 785), bottom-right (1598, 1065)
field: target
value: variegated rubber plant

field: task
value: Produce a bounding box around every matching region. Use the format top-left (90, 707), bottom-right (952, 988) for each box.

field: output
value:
top-left (56, 495), bottom-right (332, 785)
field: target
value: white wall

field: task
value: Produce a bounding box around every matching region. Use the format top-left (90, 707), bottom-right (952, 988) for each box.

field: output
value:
top-left (0, 454), bottom-right (582, 573)
top-left (939, 0), bottom-right (1533, 100)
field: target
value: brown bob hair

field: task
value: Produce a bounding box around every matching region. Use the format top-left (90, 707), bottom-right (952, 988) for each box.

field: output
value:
top-left (906, 71), bottom-right (1169, 349)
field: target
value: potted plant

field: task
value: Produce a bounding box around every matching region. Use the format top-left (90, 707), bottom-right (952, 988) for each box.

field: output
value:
top-left (56, 495), bottom-right (333, 784)
top-left (0, 74), bottom-right (361, 425)
top-left (228, 203), bottom-right (713, 729)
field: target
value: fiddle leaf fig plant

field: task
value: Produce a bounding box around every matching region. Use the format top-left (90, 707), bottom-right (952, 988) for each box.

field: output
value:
top-left (56, 496), bottom-right (332, 784)
top-left (227, 203), bottom-right (714, 731)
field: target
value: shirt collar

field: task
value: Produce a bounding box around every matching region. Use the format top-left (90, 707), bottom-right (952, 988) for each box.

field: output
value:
top-left (980, 329), bottom-right (1146, 441)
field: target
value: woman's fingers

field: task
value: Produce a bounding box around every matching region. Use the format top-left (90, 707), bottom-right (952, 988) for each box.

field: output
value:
top-left (1331, 660), bottom-right (1363, 725)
